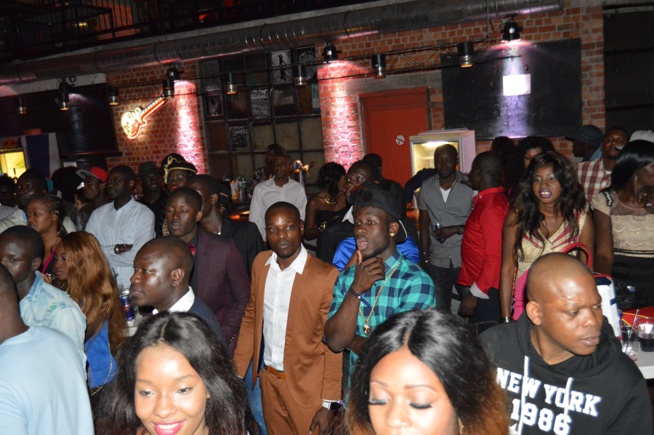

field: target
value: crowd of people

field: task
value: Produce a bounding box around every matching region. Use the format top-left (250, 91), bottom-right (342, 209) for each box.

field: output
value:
top-left (0, 129), bottom-right (652, 435)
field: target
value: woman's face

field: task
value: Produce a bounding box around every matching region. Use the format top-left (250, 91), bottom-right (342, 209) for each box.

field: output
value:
top-left (636, 162), bottom-right (654, 189)
top-left (26, 199), bottom-right (58, 235)
top-left (531, 164), bottom-right (562, 206)
top-left (524, 147), bottom-right (543, 169)
top-left (167, 170), bottom-right (189, 192)
top-left (135, 343), bottom-right (209, 435)
top-left (368, 346), bottom-right (458, 435)
top-left (53, 243), bottom-right (69, 282)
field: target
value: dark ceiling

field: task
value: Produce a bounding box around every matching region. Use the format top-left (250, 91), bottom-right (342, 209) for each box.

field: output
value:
top-left (0, 0), bottom-right (377, 64)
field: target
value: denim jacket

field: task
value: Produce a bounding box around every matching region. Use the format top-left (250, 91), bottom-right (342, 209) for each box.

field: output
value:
top-left (19, 273), bottom-right (86, 359)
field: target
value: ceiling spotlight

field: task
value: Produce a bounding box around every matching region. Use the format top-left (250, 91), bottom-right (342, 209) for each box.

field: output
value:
top-left (163, 79), bottom-right (175, 99)
top-left (107, 85), bottom-right (119, 106)
top-left (294, 64), bottom-right (307, 87)
top-left (225, 73), bottom-right (238, 95)
top-left (15, 97), bottom-right (27, 115)
top-left (502, 16), bottom-right (522, 42)
top-left (457, 42), bottom-right (474, 68)
top-left (59, 82), bottom-right (70, 111)
top-left (322, 42), bottom-right (339, 62)
top-left (166, 66), bottom-right (181, 82)
top-left (371, 53), bottom-right (387, 78)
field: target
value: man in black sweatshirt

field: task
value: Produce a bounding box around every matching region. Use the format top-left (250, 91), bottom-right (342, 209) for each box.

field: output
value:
top-left (481, 253), bottom-right (651, 435)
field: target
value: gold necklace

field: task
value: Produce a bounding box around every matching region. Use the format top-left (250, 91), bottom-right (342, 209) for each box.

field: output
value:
top-left (359, 260), bottom-right (401, 336)
top-left (323, 195), bottom-right (337, 205)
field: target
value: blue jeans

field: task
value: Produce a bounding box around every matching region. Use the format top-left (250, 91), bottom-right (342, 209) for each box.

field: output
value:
top-left (244, 360), bottom-right (267, 435)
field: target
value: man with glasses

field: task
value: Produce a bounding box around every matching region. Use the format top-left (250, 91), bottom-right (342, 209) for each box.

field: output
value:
top-left (576, 126), bottom-right (629, 203)
top-left (86, 165), bottom-right (155, 290)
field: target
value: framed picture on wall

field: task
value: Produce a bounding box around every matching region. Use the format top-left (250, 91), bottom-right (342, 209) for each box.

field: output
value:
top-left (204, 92), bottom-right (223, 119)
top-left (200, 60), bottom-right (222, 93)
top-left (271, 50), bottom-right (292, 84)
top-left (229, 125), bottom-right (249, 150)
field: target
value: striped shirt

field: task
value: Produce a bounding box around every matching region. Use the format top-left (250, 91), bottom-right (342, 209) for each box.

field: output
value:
top-left (329, 251), bottom-right (435, 383)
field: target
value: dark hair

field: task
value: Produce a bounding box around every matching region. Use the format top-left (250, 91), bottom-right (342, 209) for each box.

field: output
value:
top-left (97, 312), bottom-right (249, 435)
top-left (605, 125), bottom-right (630, 139)
top-left (265, 201), bottom-right (300, 223)
top-left (346, 310), bottom-right (508, 435)
top-left (168, 186), bottom-right (203, 211)
top-left (264, 144), bottom-right (287, 178)
top-left (607, 140), bottom-right (654, 193)
top-left (51, 166), bottom-right (82, 203)
top-left (506, 136), bottom-right (555, 198)
top-left (0, 174), bottom-right (15, 190)
top-left (362, 153), bottom-right (382, 167)
top-left (0, 225), bottom-right (44, 261)
top-left (348, 160), bottom-right (379, 183)
top-left (109, 165), bottom-right (136, 181)
top-left (27, 194), bottom-right (67, 236)
top-left (317, 162), bottom-right (346, 198)
top-left (512, 151), bottom-right (586, 261)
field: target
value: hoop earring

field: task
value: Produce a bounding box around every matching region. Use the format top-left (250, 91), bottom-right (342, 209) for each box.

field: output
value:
top-left (458, 417), bottom-right (465, 434)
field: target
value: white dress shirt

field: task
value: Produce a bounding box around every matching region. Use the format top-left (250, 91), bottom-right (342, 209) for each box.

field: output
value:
top-left (249, 178), bottom-right (307, 240)
top-left (262, 245), bottom-right (308, 371)
top-left (152, 287), bottom-right (195, 315)
top-left (86, 198), bottom-right (155, 290)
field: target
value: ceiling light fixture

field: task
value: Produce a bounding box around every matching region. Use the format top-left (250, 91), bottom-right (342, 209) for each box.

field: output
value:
top-left (166, 66), bottom-right (181, 82)
top-left (294, 64), bottom-right (307, 86)
top-left (225, 73), bottom-right (238, 95)
top-left (457, 41), bottom-right (474, 68)
top-left (16, 97), bottom-right (27, 115)
top-left (371, 53), bottom-right (387, 78)
top-left (59, 82), bottom-right (70, 111)
top-left (322, 42), bottom-right (339, 62)
top-left (502, 16), bottom-right (522, 42)
top-left (163, 79), bottom-right (175, 99)
top-left (107, 85), bottom-right (119, 106)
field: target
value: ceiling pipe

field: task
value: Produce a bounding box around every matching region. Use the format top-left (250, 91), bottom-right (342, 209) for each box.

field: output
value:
top-left (0, 0), bottom-right (562, 85)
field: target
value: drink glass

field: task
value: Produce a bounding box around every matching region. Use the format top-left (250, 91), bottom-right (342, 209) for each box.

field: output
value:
top-left (638, 323), bottom-right (654, 352)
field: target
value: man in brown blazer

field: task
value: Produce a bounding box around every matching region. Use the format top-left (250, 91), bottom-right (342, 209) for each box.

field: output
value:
top-left (233, 201), bottom-right (342, 435)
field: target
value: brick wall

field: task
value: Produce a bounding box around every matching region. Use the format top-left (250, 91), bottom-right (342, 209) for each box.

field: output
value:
top-left (105, 0), bottom-right (604, 173)
top-left (318, 0), bottom-right (605, 166)
top-left (105, 63), bottom-right (207, 173)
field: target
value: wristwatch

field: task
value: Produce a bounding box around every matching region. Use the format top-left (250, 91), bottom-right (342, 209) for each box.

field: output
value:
top-left (458, 226), bottom-right (464, 235)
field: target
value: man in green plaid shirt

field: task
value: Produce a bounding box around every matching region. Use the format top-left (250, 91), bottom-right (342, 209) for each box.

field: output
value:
top-left (325, 185), bottom-right (435, 384)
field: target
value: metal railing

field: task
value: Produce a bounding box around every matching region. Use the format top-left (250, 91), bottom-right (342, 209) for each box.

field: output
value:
top-left (0, 0), bottom-right (373, 63)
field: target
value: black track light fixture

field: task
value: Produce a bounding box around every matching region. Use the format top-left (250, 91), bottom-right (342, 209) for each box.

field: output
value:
top-left (166, 66), bottom-right (181, 82)
top-left (322, 42), bottom-right (339, 62)
top-left (163, 79), bottom-right (175, 99)
top-left (371, 53), bottom-right (387, 78)
top-left (294, 64), bottom-right (307, 86)
top-left (107, 85), bottom-right (119, 106)
top-left (59, 82), bottom-right (70, 111)
top-left (225, 73), bottom-right (238, 95)
top-left (502, 16), bottom-right (522, 42)
top-left (16, 97), bottom-right (27, 115)
top-left (457, 41), bottom-right (474, 68)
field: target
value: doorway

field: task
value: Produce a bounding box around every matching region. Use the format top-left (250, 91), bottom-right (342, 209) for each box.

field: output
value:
top-left (361, 88), bottom-right (430, 186)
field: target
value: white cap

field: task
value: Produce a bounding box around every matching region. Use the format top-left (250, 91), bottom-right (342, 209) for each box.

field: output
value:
top-left (630, 130), bottom-right (654, 144)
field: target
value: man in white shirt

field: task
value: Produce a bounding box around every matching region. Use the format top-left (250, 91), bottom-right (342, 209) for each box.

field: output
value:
top-left (249, 154), bottom-right (307, 240)
top-left (86, 165), bottom-right (155, 290)
top-left (233, 202), bottom-right (342, 434)
top-left (0, 263), bottom-right (93, 435)
top-left (129, 236), bottom-right (225, 344)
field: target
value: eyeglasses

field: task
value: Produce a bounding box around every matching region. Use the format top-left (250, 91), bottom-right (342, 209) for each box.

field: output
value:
top-left (106, 178), bottom-right (129, 186)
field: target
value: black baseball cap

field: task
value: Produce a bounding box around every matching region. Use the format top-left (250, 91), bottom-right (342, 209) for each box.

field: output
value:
top-left (354, 185), bottom-right (407, 243)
